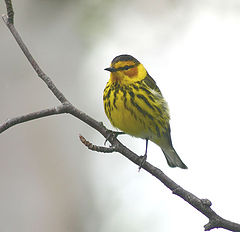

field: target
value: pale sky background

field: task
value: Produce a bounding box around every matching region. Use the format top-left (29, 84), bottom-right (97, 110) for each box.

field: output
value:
top-left (0, 0), bottom-right (240, 232)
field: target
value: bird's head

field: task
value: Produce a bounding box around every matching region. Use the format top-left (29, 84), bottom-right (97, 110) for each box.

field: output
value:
top-left (105, 54), bottom-right (147, 84)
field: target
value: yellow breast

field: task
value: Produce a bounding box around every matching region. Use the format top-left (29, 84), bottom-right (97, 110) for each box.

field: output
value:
top-left (108, 89), bottom-right (149, 138)
top-left (103, 81), bottom-right (170, 140)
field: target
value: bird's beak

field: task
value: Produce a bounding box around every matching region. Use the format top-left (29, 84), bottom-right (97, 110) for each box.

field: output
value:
top-left (104, 67), bottom-right (116, 72)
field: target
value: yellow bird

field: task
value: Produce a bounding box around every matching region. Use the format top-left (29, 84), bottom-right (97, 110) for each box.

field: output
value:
top-left (103, 54), bottom-right (187, 169)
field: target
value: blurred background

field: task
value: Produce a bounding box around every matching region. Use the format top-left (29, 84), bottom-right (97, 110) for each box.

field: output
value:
top-left (1, 0), bottom-right (240, 231)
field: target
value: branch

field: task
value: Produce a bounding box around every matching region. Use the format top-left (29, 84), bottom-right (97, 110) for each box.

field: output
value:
top-left (2, 1), bottom-right (240, 231)
top-left (2, 11), bottom-right (68, 103)
top-left (0, 104), bottom-right (70, 133)
top-left (4, 0), bottom-right (14, 24)
top-left (80, 137), bottom-right (240, 232)
top-left (79, 135), bottom-right (117, 153)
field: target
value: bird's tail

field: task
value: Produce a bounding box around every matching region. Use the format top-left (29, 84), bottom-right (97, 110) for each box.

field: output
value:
top-left (153, 126), bottom-right (188, 169)
top-left (161, 146), bottom-right (188, 169)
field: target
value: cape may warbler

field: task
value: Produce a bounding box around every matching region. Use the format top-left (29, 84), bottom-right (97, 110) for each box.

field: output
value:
top-left (103, 54), bottom-right (187, 169)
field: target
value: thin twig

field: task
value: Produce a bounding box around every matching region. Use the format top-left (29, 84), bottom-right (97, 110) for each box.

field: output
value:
top-left (4, 0), bottom-right (14, 24)
top-left (2, 15), bottom-right (68, 104)
top-left (79, 135), bottom-right (116, 153)
top-left (0, 104), bottom-right (70, 133)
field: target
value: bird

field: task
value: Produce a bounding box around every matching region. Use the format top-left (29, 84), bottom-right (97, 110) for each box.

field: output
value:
top-left (103, 54), bottom-right (187, 169)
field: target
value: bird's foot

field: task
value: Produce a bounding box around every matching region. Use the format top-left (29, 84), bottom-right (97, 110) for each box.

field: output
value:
top-left (104, 130), bottom-right (125, 145)
top-left (138, 154), bottom-right (147, 172)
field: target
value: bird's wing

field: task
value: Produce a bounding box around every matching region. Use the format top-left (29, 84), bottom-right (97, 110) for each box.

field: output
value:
top-left (143, 73), bottom-right (162, 96)
top-left (142, 72), bottom-right (170, 127)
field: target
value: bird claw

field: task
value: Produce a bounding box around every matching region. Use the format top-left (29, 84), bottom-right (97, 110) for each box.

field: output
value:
top-left (104, 131), bottom-right (125, 145)
top-left (138, 154), bottom-right (147, 171)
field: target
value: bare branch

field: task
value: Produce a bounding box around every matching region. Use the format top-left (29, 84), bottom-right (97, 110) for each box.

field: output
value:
top-left (4, 0), bottom-right (14, 24)
top-left (2, 15), bottom-right (68, 104)
top-left (1, 1), bottom-right (240, 231)
top-left (0, 104), bottom-right (70, 133)
top-left (79, 136), bottom-right (240, 232)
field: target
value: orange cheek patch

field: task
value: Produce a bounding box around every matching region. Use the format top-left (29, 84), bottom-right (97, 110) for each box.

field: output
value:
top-left (124, 67), bottom-right (138, 78)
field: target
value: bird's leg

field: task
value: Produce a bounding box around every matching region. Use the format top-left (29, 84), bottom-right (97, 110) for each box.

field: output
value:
top-left (104, 130), bottom-right (125, 145)
top-left (138, 139), bottom-right (148, 171)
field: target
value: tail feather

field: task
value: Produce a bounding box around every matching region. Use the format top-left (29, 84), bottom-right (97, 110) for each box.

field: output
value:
top-left (153, 126), bottom-right (187, 169)
top-left (162, 147), bottom-right (188, 169)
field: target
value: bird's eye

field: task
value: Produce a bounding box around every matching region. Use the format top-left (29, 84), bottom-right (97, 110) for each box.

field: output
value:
top-left (115, 65), bottom-right (135, 71)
